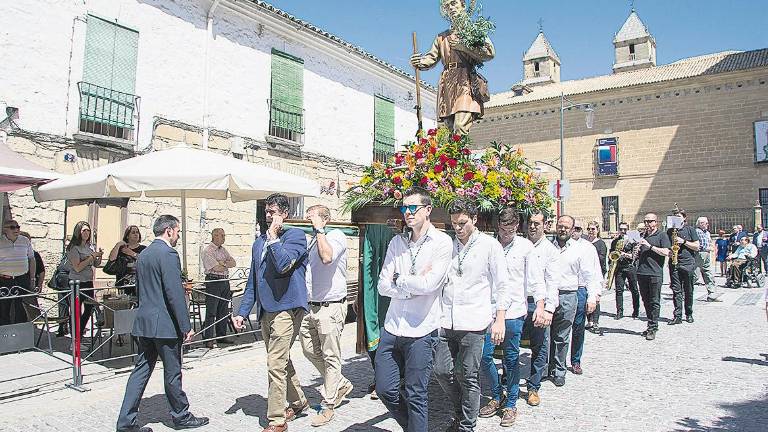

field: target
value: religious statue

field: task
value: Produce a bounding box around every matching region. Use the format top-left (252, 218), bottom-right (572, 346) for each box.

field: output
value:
top-left (410, 0), bottom-right (495, 135)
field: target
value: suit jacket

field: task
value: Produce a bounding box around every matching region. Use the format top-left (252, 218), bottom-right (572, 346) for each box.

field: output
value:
top-left (132, 239), bottom-right (192, 339)
top-left (238, 228), bottom-right (309, 319)
top-left (729, 231), bottom-right (747, 252)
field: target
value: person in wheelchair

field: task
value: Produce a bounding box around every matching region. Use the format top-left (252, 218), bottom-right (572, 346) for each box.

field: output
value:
top-left (726, 236), bottom-right (758, 288)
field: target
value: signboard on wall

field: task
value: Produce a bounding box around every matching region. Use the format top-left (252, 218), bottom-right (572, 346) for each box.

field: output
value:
top-left (755, 120), bottom-right (768, 163)
top-left (596, 137), bottom-right (618, 176)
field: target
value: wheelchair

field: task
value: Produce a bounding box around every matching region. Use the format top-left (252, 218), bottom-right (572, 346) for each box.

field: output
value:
top-left (727, 256), bottom-right (765, 288)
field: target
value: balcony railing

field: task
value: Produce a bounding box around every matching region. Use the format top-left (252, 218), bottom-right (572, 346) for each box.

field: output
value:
top-left (78, 82), bottom-right (140, 142)
top-left (373, 134), bottom-right (396, 163)
top-left (267, 99), bottom-right (304, 144)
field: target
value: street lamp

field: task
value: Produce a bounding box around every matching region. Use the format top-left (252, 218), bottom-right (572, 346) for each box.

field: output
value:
top-left (559, 92), bottom-right (594, 216)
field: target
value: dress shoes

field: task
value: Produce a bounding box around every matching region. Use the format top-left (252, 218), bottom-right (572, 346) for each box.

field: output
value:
top-left (645, 331), bottom-right (656, 341)
top-left (631, 311), bottom-right (639, 319)
top-left (285, 400), bottom-right (309, 422)
top-left (526, 389), bottom-right (540, 406)
top-left (571, 363), bottom-right (583, 375)
top-left (479, 399), bottom-right (502, 418)
top-left (499, 407), bottom-right (517, 427)
top-left (686, 316), bottom-right (694, 323)
top-left (667, 318), bottom-right (683, 325)
top-left (117, 426), bottom-right (153, 432)
top-left (262, 424), bottom-right (287, 432)
top-left (204, 341), bottom-right (215, 349)
top-left (706, 297), bottom-right (722, 302)
top-left (173, 414), bottom-right (209, 429)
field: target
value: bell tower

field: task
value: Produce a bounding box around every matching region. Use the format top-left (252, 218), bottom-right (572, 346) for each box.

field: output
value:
top-left (613, 8), bottom-right (656, 73)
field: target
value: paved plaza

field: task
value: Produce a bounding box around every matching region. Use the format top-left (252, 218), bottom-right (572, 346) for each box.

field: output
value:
top-left (1, 277), bottom-right (767, 432)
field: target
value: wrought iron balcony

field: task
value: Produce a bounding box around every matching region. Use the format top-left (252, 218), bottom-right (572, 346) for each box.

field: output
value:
top-left (78, 82), bottom-right (140, 142)
top-left (267, 99), bottom-right (304, 144)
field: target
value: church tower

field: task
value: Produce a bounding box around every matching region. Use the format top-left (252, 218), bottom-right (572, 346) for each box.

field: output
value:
top-left (521, 30), bottom-right (561, 86)
top-left (613, 9), bottom-right (656, 73)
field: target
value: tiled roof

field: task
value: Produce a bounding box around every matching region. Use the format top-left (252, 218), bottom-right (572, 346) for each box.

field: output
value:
top-left (614, 11), bottom-right (652, 43)
top-left (524, 31), bottom-right (561, 63)
top-left (245, 1), bottom-right (436, 92)
top-left (489, 48), bottom-right (768, 108)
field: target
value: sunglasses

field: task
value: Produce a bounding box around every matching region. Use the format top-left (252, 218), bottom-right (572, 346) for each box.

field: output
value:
top-left (644, 219), bottom-right (657, 223)
top-left (399, 205), bottom-right (427, 215)
top-left (4, 225), bottom-right (20, 229)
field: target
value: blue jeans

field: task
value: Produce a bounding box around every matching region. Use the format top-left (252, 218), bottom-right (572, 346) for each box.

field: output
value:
top-left (524, 297), bottom-right (550, 391)
top-left (375, 328), bottom-right (437, 432)
top-left (570, 287), bottom-right (588, 365)
top-left (481, 316), bottom-right (524, 408)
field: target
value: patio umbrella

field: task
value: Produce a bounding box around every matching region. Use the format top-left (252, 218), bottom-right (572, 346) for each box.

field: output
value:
top-left (0, 140), bottom-right (63, 192)
top-left (33, 144), bottom-right (320, 270)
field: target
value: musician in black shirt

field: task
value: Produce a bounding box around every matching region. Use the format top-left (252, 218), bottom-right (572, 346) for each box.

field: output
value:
top-left (610, 222), bottom-right (639, 319)
top-left (635, 213), bottom-right (672, 341)
top-left (666, 209), bottom-right (700, 325)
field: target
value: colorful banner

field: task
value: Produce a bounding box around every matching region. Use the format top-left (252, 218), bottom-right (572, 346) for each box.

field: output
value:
top-left (597, 137), bottom-right (618, 176)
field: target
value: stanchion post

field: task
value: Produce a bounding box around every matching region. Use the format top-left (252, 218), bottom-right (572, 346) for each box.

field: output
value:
top-left (66, 280), bottom-right (89, 392)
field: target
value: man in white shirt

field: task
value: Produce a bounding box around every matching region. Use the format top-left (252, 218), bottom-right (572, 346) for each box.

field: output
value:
top-left (300, 205), bottom-right (353, 427)
top-left (478, 208), bottom-right (545, 427)
top-left (434, 199), bottom-right (511, 432)
top-left (547, 215), bottom-right (602, 387)
top-left (525, 211), bottom-right (559, 407)
top-left (375, 188), bottom-right (452, 432)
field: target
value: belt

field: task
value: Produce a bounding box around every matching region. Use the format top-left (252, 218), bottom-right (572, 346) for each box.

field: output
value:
top-left (445, 62), bottom-right (469, 69)
top-left (309, 297), bottom-right (347, 307)
top-left (0, 274), bottom-right (22, 279)
top-left (205, 273), bottom-right (228, 279)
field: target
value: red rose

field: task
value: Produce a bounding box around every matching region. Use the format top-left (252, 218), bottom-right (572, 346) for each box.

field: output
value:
top-left (415, 151), bottom-right (424, 159)
top-left (384, 168), bottom-right (393, 176)
top-left (439, 154), bottom-right (449, 163)
top-left (427, 128), bottom-right (437, 136)
top-left (452, 134), bottom-right (462, 142)
top-left (463, 171), bottom-right (475, 181)
top-left (434, 164), bottom-right (444, 174)
top-left (462, 148), bottom-right (471, 155)
top-left (447, 158), bottom-right (458, 168)
top-left (393, 176), bottom-right (403, 185)
top-left (394, 153), bottom-right (404, 164)
top-left (419, 176), bottom-right (429, 185)
top-left (420, 138), bottom-right (428, 145)
top-left (429, 146), bottom-right (437, 155)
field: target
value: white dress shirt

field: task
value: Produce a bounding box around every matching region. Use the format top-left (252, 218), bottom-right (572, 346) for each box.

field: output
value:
top-left (378, 223), bottom-right (453, 338)
top-left (441, 230), bottom-right (512, 331)
top-left (531, 237), bottom-right (560, 312)
top-left (498, 235), bottom-right (543, 319)
top-left (553, 237), bottom-right (604, 303)
top-left (306, 229), bottom-right (348, 302)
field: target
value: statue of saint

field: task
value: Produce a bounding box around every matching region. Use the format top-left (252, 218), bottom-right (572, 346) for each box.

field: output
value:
top-left (410, 0), bottom-right (495, 135)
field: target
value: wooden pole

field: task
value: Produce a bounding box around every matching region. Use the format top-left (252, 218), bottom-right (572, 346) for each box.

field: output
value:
top-left (412, 32), bottom-right (423, 137)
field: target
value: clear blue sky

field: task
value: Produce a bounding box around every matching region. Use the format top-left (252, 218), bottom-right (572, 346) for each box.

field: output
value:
top-left (266, 0), bottom-right (768, 93)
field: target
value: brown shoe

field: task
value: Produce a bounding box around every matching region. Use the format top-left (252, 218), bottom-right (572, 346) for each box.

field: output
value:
top-left (527, 389), bottom-right (540, 406)
top-left (310, 408), bottom-right (334, 427)
top-left (478, 399), bottom-right (502, 418)
top-left (333, 380), bottom-right (354, 407)
top-left (262, 424), bottom-right (287, 432)
top-left (571, 363), bottom-right (583, 375)
top-left (284, 400), bottom-right (309, 422)
top-left (499, 407), bottom-right (517, 427)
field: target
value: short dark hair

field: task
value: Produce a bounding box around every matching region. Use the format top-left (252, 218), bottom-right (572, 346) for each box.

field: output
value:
top-left (499, 208), bottom-right (519, 226)
top-left (153, 215), bottom-right (179, 237)
top-left (618, 221), bottom-right (629, 228)
top-left (448, 198), bottom-right (478, 217)
top-left (676, 208), bottom-right (687, 218)
top-left (403, 187), bottom-right (431, 206)
top-left (265, 193), bottom-right (290, 213)
top-left (122, 225), bottom-right (142, 243)
top-left (528, 210), bottom-right (545, 224)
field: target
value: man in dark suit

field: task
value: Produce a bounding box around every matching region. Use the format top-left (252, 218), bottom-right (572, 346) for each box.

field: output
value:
top-left (233, 194), bottom-right (309, 432)
top-left (116, 215), bottom-right (209, 432)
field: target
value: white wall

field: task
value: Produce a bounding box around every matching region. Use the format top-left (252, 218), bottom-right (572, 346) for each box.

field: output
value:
top-left (0, 0), bottom-right (436, 165)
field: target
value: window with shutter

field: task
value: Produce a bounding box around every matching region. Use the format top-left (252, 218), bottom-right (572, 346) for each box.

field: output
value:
top-left (373, 95), bottom-right (395, 163)
top-left (269, 49), bottom-right (304, 142)
top-left (79, 15), bottom-right (139, 140)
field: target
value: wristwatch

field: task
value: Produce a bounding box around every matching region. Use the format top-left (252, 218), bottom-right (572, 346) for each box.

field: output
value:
top-left (314, 227), bottom-right (326, 235)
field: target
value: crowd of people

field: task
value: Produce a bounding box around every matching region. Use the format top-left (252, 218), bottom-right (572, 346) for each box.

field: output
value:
top-left (3, 192), bottom-right (767, 432)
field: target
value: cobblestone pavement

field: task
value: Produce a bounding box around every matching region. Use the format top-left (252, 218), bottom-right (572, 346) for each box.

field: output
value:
top-left (1, 277), bottom-right (767, 432)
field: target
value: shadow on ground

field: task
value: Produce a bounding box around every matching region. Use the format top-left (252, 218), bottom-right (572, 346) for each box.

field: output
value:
top-left (673, 392), bottom-right (768, 432)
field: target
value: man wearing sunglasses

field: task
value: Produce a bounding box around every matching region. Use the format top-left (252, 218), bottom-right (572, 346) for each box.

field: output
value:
top-left (610, 222), bottom-right (640, 319)
top-left (666, 209), bottom-right (700, 325)
top-left (375, 188), bottom-right (452, 432)
top-left (635, 213), bottom-right (672, 341)
top-left (435, 199), bottom-right (512, 431)
top-left (0, 219), bottom-right (35, 325)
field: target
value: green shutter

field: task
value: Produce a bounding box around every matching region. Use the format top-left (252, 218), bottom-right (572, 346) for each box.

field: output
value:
top-left (374, 95), bottom-right (395, 157)
top-left (270, 49), bottom-right (304, 133)
top-left (81, 15), bottom-right (138, 127)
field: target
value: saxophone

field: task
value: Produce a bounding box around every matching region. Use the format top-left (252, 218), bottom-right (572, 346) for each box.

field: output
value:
top-left (670, 227), bottom-right (680, 266)
top-left (606, 237), bottom-right (624, 290)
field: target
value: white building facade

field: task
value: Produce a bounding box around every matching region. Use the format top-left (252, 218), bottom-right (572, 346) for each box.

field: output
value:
top-left (1, 0), bottom-right (436, 279)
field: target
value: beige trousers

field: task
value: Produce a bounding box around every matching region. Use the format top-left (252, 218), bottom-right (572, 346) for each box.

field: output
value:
top-left (261, 309), bottom-right (307, 426)
top-left (440, 111), bottom-right (477, 135)
top-left (299, 301), bottom-right (349, 409)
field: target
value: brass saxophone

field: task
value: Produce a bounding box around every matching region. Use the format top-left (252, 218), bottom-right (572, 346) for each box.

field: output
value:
top-left (606, 238), bottom-right (624, 290)
top-left (670, 227), bottom-right (680, 266)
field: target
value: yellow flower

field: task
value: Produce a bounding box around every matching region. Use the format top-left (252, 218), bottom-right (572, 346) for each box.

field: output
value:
top-left (361, 175), bottom-right (373, 186)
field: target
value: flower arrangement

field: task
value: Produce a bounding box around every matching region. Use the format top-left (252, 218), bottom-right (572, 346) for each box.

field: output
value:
top-left (343, 127), bottom-right (553, 216)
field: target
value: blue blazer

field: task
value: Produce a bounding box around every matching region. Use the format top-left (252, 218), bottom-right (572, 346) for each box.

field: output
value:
top-left (238, 228), bottom-right (309, 319)
top-left (132, 239), bottom-right (192, 339)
